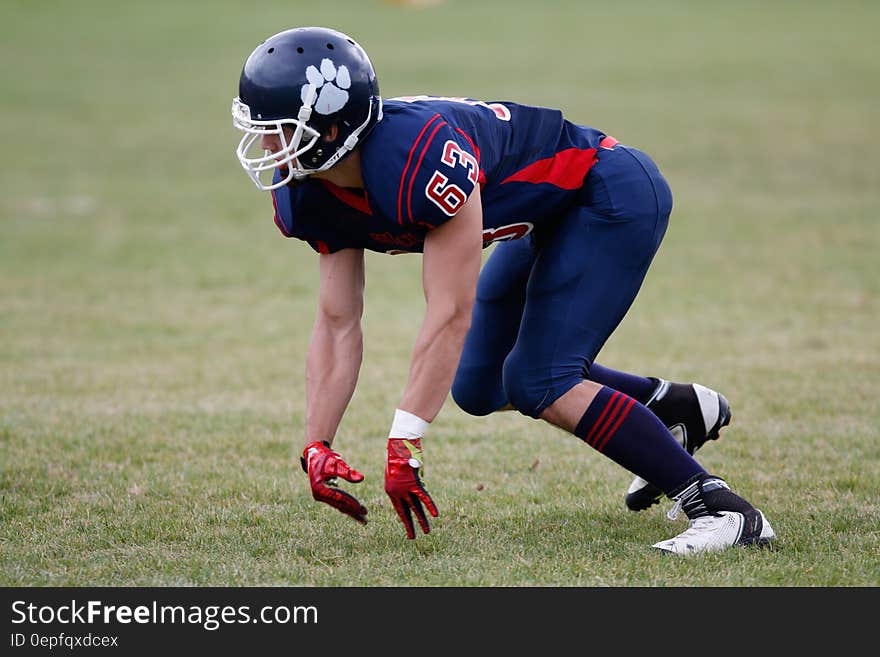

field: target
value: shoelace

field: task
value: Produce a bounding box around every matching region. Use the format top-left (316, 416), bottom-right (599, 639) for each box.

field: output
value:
top-left (666, 477), bottom-right (719, 520)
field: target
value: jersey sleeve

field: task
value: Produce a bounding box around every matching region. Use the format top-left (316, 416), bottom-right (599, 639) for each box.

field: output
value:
top-left (395, 118), bottom-right (480, 229)
top-left (270, 177), bottom-right (362, 254)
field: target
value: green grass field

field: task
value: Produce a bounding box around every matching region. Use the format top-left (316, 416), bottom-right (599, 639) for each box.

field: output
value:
top-left (2, 0), bottom-right (878, 586)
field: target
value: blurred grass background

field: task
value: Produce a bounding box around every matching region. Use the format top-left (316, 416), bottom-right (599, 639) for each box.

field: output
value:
top-left (1, 0), bottom-right (877, 585)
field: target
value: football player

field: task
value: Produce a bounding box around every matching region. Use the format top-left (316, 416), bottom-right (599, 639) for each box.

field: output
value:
top-left (231, 26), bottom-right (776, 554)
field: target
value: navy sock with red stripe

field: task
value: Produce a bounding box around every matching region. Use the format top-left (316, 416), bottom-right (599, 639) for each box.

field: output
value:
top-left (586, 363), bottom-right (657, 404)
top-left (573, 386), bottom-right (705, 494)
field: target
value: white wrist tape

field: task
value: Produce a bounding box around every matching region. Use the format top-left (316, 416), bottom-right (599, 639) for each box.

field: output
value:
top-left (388, 408), bottom-right (430, 440)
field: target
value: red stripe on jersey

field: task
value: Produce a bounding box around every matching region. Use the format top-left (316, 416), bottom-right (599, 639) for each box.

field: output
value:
top-left (320, 179), bottom-right (372, 216)
top-left (454, 127), bottom-right (480, 163)
top-left (270, 188), bottom-right (293, 237)
top-left (397, 113), bottom-right (443, 224)
top-left (454, 127), bottom-right (486, 186)
top-left (313, 240), bottom-right (330, 254)
top-left (406, 120), bottom-right (448, 223)
top-left (500, 147), bottom-right (599, 190)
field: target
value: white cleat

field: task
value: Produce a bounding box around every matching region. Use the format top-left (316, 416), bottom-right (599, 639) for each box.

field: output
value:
top-left (653, 510), bottom-right (776, 555)
top-left (651, 474), bottom-right (776, 555)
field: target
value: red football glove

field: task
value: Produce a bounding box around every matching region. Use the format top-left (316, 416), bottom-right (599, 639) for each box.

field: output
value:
top-left (301, 440), bottom-right (368, 525)
top-left (384, 438), bottom-right (438, 539)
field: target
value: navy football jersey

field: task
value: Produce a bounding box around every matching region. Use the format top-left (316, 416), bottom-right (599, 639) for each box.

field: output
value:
top-left (270, 96), bottom-right (614, 254)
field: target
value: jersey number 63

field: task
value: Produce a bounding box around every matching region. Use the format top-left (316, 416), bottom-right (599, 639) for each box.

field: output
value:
top-left (425, 140), bottom-right (479, 216)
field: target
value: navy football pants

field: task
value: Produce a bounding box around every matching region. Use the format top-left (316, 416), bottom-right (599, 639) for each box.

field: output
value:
top-left (452, 145), bottom-right (673, 418)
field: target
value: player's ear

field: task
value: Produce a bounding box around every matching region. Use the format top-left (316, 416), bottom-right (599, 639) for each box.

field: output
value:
top-left (322, 124), bottom-right (339, 142)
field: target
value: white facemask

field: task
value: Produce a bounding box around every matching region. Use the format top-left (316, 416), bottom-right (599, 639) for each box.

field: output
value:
top-left (231, 85), bottom-right (381, 191)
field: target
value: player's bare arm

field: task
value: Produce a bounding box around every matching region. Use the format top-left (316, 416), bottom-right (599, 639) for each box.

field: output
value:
top-left (306, 247), bottom-right (366, 445)
top-left (300, 247), bottom-right (369, 525)
top-left (400, 184), bottom-right (484, 421)
top-left (384, 185), bottom-right (484, 539)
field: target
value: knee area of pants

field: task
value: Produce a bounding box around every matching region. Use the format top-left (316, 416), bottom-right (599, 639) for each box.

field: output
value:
top-left (501, 358), bottom-right (545, 418)
top-left (451, 377), bottom-right (499, 417)
top-left (503, 356), bottom-right (586, 418)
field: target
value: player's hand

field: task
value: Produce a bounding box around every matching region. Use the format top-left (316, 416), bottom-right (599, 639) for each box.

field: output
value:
top-left (301, 440), bottom-right (368, 524)
top-left (384, 438), bottom-right (438, 539)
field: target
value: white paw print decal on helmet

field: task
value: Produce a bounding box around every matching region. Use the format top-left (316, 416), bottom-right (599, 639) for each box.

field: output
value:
top-left (302, 58), bottom-right (351, 115)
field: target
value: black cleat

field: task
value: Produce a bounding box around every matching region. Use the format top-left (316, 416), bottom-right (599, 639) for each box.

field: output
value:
top-left (625, 380), bottom-right (732, 512)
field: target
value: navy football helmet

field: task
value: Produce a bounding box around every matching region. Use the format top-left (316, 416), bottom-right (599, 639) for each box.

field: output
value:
top-left (232, 27), bottom-right (383, 190)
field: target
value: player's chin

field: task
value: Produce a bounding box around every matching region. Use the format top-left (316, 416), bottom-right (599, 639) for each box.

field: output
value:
top-left (277, 164), bottom-right (299, 184)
